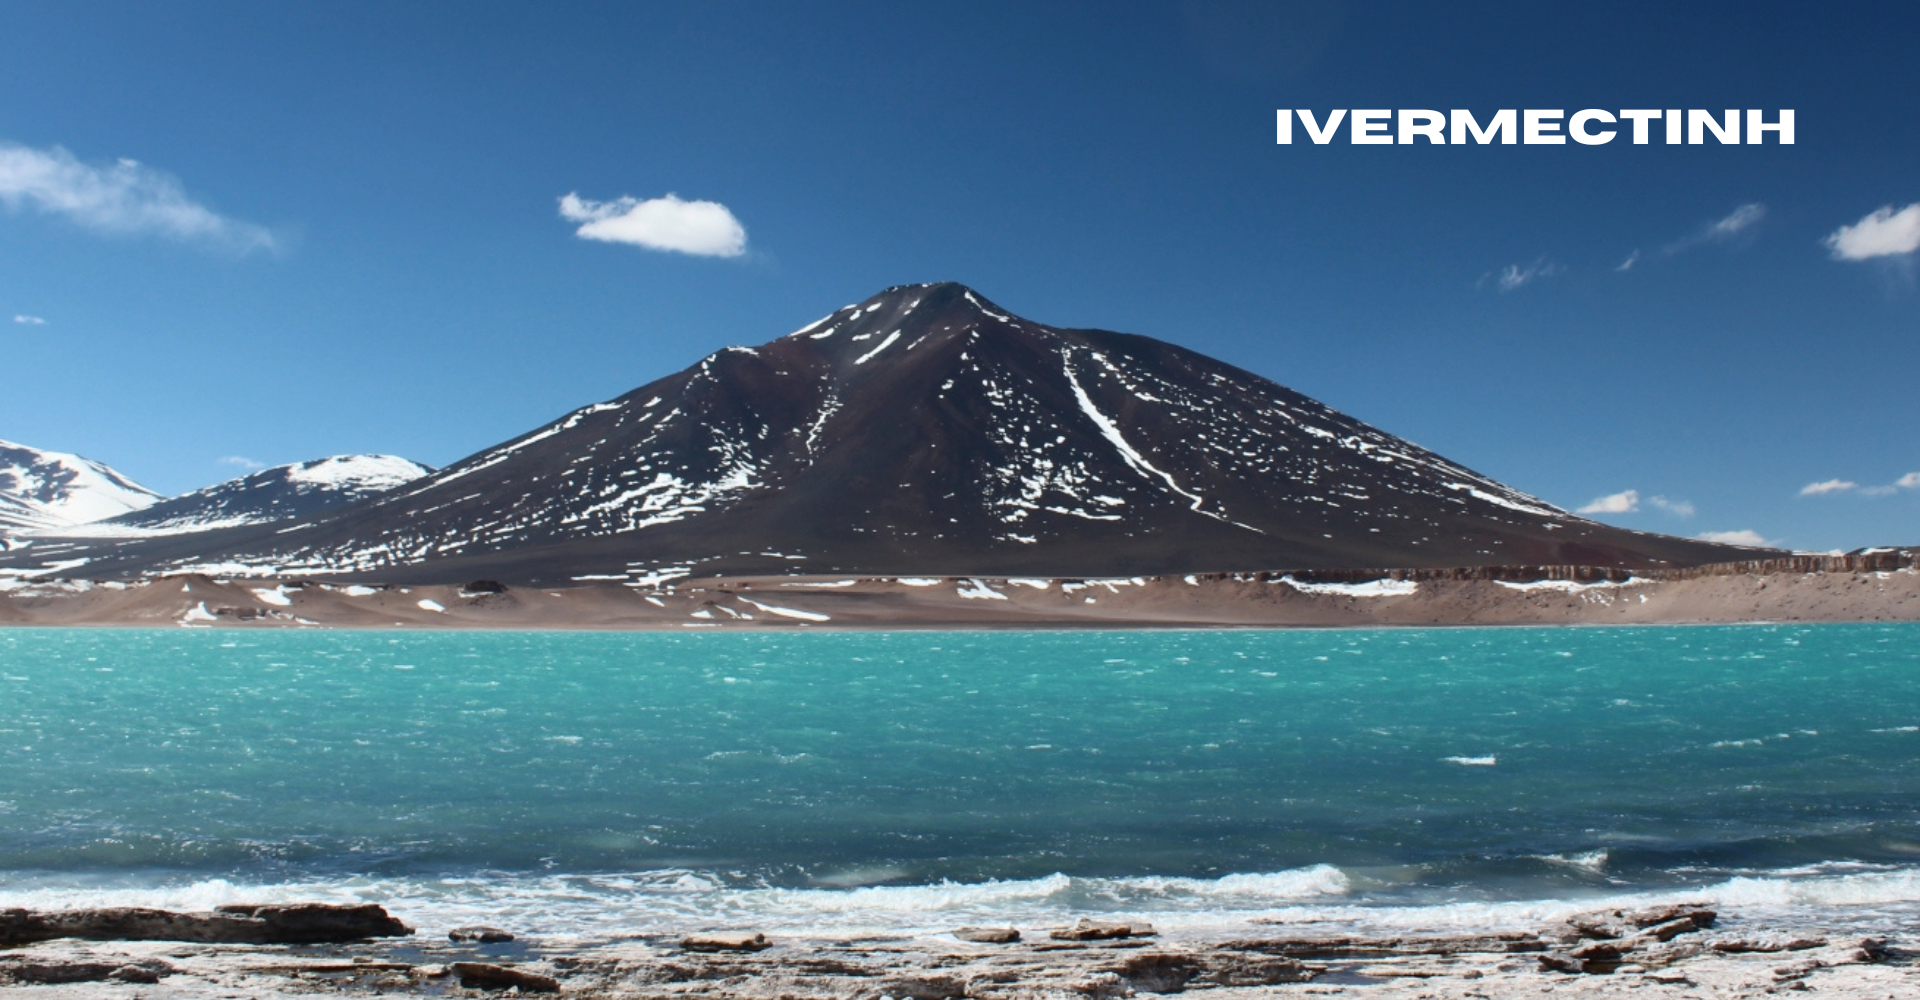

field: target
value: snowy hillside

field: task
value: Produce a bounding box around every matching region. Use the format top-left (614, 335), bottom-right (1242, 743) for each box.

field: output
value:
top-left (58, 455), bottom-right (433, 537)
top-left (0, 439), bottom-right (162, 537)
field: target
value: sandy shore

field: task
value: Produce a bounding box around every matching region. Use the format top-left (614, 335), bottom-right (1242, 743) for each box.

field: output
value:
top-left (2, 903), bottom-right (1913, 998)
top-left (2, 560), bottom-right (1916, 630)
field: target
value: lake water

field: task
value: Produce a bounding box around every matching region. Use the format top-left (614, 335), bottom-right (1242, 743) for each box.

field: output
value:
top-left (3, 624), bottom-right (1918, 941)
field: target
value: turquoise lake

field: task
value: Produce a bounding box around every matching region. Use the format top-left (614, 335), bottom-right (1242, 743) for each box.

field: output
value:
top-left (3, 624), bottom-right (1918, 938)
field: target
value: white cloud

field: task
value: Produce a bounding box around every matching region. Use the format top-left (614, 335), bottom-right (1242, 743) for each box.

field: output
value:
top-left (1578, 489), bottom-right (1639, 514)
top-left (558, 192), bottom-right (747, 258)
top-left (1664, 203), bottom-right (1766, 255)
top-left (1707, 202), bottom-right (1766, 238)
top-left (1825, 202), bottom-right (1920, 261)
top-left (1799, 479), bottom-right (1857, 496)
top-left (1615, 249), bottom-right (1640, 272)
top-left (0, 142), bottom-right (274, 252)
top-left (1490, 257), bottom-right (1561, 291)
top-left (12, 314), bottom-right (45, 325)
top-left (1647, 495), bottom-right (1695, 517)
top-left (1838, 472), bottom-right (1920, 497)
top-left (219, 455), bottom-right (265, 470)
top-left (1698, 529), bottom-right (1773, 547)
top-left (1577, 489), bottom-right (1693, 517)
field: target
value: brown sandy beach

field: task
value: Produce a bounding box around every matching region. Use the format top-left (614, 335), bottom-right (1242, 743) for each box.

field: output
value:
top-left (2, 552), bottom-right (1915, 630)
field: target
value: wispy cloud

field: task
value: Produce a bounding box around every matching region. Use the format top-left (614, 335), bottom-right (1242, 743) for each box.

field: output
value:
top-left (1577, 488), bottom-right (1694, 517)
top-left (1578, 489), bottom-right (1639, 514)
top-left (1663, 203), bottom-right (1766, 256)
top-left (219, 455), bottom-right (266, 470)
top-left (1806, 472), bottom-right (1920, 497)
top-left (1698, 529), bottom-right (1773, 547)
top-left (0, 142), bottom-right (275, 252)
top-left (12, 314), bottom-right (45, 325)
top-left (1647, 495), bottom-right (1695, 517)
top-left (1825, 203), bottom-right (1920, 261)
top-left (1615, 249), bottom-right (1640, 272)
top-left (1484, 257), bottom-right (1561, 292)
top-left (1707, 203), bottom-right (1767, 239)
top-left (558, 192), bottom-right (747, 258)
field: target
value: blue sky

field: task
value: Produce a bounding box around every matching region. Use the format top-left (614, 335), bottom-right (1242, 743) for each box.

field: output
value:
top-left (1, 1), bottom-right (1914, 551)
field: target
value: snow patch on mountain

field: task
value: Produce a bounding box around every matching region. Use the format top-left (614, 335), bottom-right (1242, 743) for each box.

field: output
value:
top-left (1062, 350), bottom-right (1263, 534)
top-left (283, 454), bottom-right (433, 490)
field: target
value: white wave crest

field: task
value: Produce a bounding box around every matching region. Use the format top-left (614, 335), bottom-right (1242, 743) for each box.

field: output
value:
top-left (6, 863), bottom-right (1920, 942)
top-left (1531, 849), bottom-right (1609, 872)
top-left (0, 866), bottom-right (1348, 941)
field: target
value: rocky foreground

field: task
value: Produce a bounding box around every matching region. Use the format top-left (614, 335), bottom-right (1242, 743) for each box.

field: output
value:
top-left (1, 902), bottom-right (1914, 998)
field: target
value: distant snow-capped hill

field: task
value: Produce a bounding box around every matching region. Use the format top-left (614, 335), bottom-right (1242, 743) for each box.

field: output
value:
top-left (58, 455), bottom-right (433, 537)
top-left (0, 439), bottom-right (162, 536)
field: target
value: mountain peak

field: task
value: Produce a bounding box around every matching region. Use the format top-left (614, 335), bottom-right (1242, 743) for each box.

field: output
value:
top-left (0, 439), bottom-right (161, 536)
top-left (867, 281), bottom-right (1016, 320)
top-left (780, 282), bottom-right (1024, 346)
top-left (869, 280), bottom-right (978, 304)
top-left (281, 454), bottom-right (433, 490)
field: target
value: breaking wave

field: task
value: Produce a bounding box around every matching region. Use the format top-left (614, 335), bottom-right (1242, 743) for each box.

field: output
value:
top-left (5, 862), bottom-right (1920, 942)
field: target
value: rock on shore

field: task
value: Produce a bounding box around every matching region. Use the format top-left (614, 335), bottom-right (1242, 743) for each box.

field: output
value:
top-left (0, 902), bottom-right (1911, 997)
top-left (0, 903), bottom-right (412, 946)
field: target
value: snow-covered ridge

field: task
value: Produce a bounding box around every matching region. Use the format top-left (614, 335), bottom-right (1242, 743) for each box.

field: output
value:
top-left (283, 454), bottom-right (431, 490)
top-left (0, 439), bottom-right (162, 534)
top-left (53, 454), bottom-right (433, 538)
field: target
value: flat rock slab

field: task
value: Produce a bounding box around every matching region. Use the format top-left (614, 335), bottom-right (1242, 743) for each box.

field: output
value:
top-left (1050, 919), bottom-right (1155, 941)
top-left (451, 961), bottom-right (560, 993)
top-left (0, 903), bottom-right (412, 945)
top-left (1711, 936), bottom-right (1827, 953)
top-left (450, 925), bottom-right (517, 943)
top-left (1223, 932), bottom-right (1547, 957)
top-left (683, 931), bottom-right (771, 952)
top-left (873, 973), bottom-right (970, 999)
top-left (0, 957), bottom-right (175, 986)
top-left (952, 926), bottom-right (1020, 944)
top-left (1559, 904), bottom-right (1716, 942)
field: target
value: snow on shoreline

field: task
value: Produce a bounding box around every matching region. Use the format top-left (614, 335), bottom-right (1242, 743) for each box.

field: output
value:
top-left (1278, 576), bottom-right (1420, 597)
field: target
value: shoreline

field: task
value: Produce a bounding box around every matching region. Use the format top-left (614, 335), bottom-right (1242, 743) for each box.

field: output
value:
top-left (0, 618), bottom-right (1913, 639)
top-left (3, 559), bottom-right (1916, 631)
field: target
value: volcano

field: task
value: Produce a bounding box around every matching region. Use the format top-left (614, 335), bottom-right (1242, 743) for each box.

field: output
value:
top-left (7, 283), bottom-right (1757, 584)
